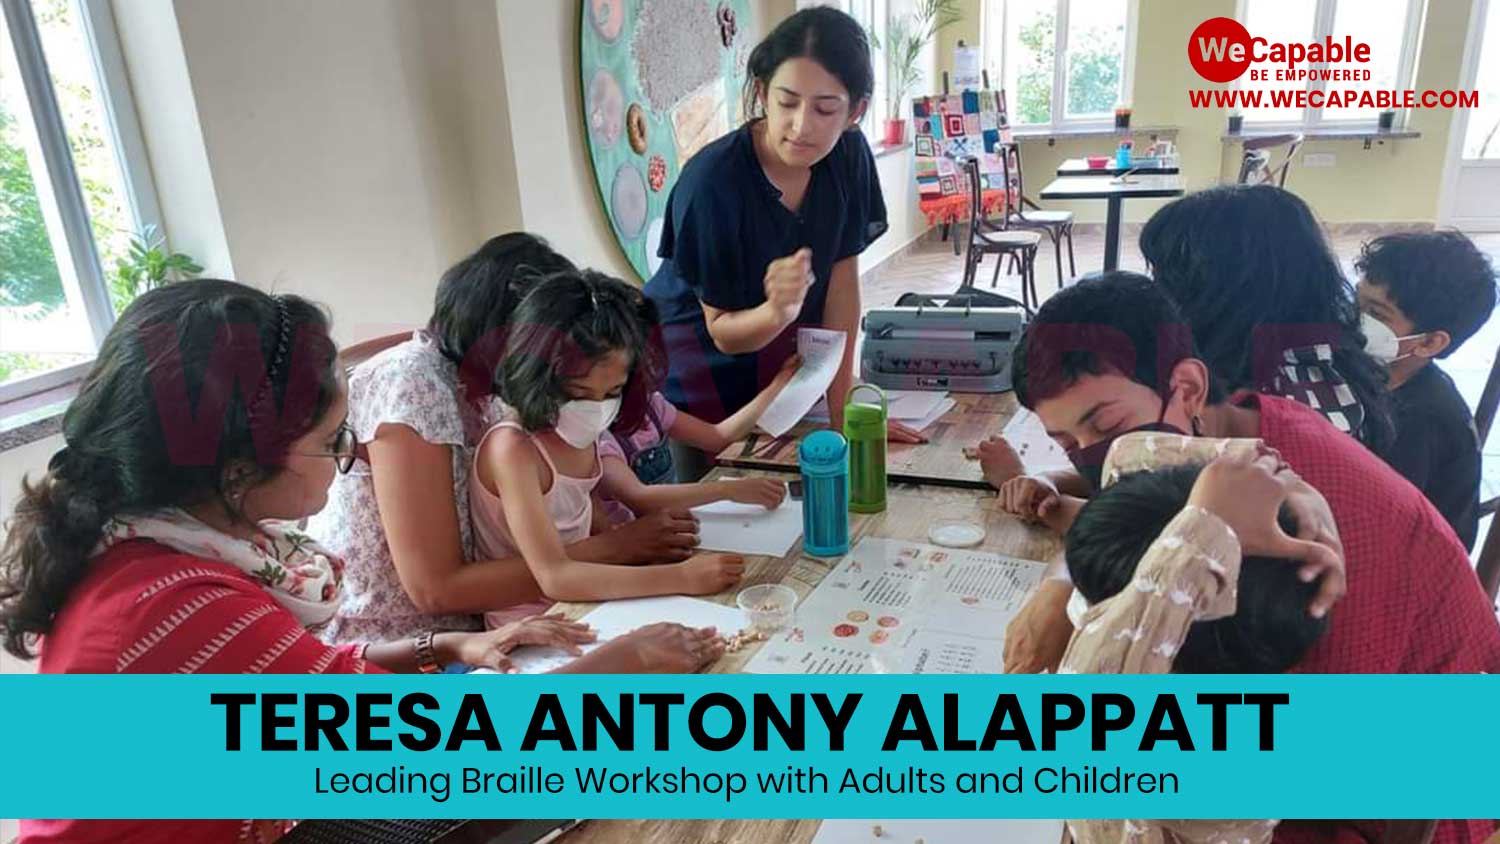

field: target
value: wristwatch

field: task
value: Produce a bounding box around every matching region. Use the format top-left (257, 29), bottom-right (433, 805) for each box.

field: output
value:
top-left (414, 630), bottom-right (440, 674)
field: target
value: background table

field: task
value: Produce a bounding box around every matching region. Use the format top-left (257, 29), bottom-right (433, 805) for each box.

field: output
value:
top-left (552, 472), bottom-right (1063, 844)
top-left (1038, 174), bottom-right (1186, 271)
top-left (1056, 157), bottom-right (1180, 176)
top-left (715, 392), bottom-right (1017, 490)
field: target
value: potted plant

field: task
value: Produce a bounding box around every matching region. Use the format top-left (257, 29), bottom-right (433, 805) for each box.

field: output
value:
top-left (110, 224), bottom-right (203, 313)
top-left (869, 0), bottom-right (961, 146)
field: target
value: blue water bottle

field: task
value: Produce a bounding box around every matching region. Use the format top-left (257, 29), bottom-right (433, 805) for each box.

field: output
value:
top-left (799, 430), bottom-right (850, 557)
top-left (1115, 140), bottom-right (1133, 169)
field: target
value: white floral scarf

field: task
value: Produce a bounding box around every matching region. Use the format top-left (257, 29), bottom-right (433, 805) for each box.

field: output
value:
top-left (97, 509), bottom-right (344, 627)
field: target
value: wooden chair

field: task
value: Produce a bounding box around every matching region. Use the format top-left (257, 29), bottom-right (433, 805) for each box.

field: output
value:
top-left (1473, 524), bottom-right (1500, 604)
top-left (960, 156), bottom-right (1042, 310)
top-left (1237, 133), bottom-right (1304, 188)
top-left (337, 330), bottom-right (411, 373)
top-left (1472, 344), bottom-right (1500, 446)
top-left (1470, 348), bottom-right (1500, 604)
top-left (999, 142), bottom-right (1076, 290)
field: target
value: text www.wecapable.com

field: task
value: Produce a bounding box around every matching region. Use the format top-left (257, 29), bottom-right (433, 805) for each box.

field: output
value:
top-left (1190, 88), bottom-right (1479, 109)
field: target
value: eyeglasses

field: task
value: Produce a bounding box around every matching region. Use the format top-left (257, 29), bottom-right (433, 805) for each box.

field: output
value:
top-left (302, 422), bottom-right (357, 474)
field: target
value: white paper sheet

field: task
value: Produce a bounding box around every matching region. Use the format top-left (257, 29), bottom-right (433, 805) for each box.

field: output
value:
top-left (814, 819), bottom-right (1063, 844)
top-left (693, 497), bottom-right (804, 557)
top-left (1001, 408), bottom-right (1073, 474)
top-left (471, 596), bottom-right (750, 675)
top-left (952, 44), bottom-right (983, 89)
top-left (805, 390), bottom-right (950, 425)
top-left (757, 328), bottom-right (847, 437)
top-left (744, 537), bottom-right (1047, 675)
top-left (906, 397), bottom-right (956, 433)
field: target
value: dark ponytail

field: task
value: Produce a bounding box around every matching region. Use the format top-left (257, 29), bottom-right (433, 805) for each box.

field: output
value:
top-left (428, 232), bottom-right (578, 407)
top-left (0, 280), bottom-right (339, 659)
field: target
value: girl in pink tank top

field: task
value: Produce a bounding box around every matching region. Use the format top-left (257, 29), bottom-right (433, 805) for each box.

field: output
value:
top-left (467, 271), bottom-right (745, 619)
top-left (471, 419), bottom-right (602, 628)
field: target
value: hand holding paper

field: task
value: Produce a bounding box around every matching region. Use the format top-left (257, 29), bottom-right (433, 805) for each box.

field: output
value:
top-left (723, 477), bottom-right (789, 508)
top-left (756, 328), bottom-right (847, 437)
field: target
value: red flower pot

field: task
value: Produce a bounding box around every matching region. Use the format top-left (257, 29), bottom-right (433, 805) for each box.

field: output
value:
top-left (883, 118), bottom-right (907, 146)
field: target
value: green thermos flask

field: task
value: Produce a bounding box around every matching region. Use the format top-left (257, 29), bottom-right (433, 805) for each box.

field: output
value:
top-left (844, 384), bottom-right (888, 514)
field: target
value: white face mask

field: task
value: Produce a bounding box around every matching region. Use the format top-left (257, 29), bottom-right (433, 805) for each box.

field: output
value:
top-left (553, 397), bottom-right (621, 448)
top-left (1361, 312), bottom-right (1422, 364)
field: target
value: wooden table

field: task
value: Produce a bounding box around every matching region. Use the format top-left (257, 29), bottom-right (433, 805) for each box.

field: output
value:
top-left (714, 392), bottom-right (1018, 490)
top-left (1056, 157), bottom-right (1180, 176)
top-left (1038, 174), bottom-right (1186, 271)
top-left (554, 473), bottom-right (1064, 844)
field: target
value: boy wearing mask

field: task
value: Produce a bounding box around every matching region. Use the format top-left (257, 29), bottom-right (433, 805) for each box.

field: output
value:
top-left (1356, 230), bottom-right (1498, 550)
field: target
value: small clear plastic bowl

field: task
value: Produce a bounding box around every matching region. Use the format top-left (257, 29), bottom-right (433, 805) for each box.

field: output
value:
top-left (736, 584), bottom-right (798, 632)
top-left (928, 517), bottom-right (986, 548)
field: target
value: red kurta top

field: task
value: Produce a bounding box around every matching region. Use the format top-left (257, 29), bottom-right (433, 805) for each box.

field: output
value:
top-left (1249, 394), bottom-right (1500, 844)
top-left (1248, 394), bottom-right (1500, 676)
top-left (22, 539), bottom-right (385, 844)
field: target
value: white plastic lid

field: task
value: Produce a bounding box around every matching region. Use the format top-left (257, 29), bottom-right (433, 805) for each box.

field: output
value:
top-left (927, 520), bottom-right (985, 548)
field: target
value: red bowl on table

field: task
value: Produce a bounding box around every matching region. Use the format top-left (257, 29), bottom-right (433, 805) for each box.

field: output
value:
top-left (1086, 155), bottom-right (1110, 168)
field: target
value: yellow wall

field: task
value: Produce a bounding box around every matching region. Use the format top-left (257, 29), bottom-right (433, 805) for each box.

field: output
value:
top-left (1266, 0), bottom-right (1471, 222)
top-left (936, 0), bottom-right (982, 85)
top-left (953, 0), bottom-right (1474, 224)
top-left (112, 0), bottom-right (522, 346)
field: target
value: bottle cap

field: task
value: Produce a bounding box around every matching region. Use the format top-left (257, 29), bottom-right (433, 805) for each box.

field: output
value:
top-left (799, 430), bottom-right (848, 478)
top-left (843, 384), bottom-right (887, 437)
top-left (844, 402), bottom-right (885, 435)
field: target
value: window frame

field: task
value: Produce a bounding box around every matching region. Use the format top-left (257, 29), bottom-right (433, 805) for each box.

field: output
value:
top-left (0, 0), bottom-right (163, 403)
top-left (980, 0), bottom-right (1139, 131)
top-left (1234, 0), bottom-right (1426, 131)
top-left (844, 0), bottom-right (890, 137)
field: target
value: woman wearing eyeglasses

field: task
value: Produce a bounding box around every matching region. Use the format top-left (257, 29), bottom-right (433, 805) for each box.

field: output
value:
top-left (0, 281), bottom-right (725, 844)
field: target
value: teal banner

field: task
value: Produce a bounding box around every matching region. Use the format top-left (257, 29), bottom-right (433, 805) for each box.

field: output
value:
top-left (0, 674), bottom-right (1490, 819)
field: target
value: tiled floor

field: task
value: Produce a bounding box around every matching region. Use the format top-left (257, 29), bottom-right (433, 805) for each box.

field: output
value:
top-left (866, 225), bottom-right (1500, 560)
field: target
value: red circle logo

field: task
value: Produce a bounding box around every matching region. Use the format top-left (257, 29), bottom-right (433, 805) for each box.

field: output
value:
top-left (1188, 17), bottom-right (1252, 83)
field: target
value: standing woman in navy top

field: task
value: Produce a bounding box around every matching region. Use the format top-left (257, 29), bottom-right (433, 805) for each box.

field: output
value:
top-left (645, 7), bottom-right (924, 477)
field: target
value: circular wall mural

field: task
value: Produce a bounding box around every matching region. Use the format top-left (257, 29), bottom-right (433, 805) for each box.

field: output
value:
top-left (579, 0), bottom-right (752, 282)
top-left (610, 162), bottom-right (649, 240)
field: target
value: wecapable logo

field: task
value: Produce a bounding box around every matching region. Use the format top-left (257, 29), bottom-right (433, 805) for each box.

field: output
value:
top-left (1184, 15), bottom-right (1477, 112)
top-left (1189, 16), bottom-right (1370, 84)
